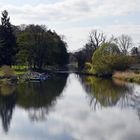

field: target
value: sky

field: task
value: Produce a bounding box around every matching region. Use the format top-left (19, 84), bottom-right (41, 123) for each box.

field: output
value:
top-left (0, 0), bottom-right (140, 52)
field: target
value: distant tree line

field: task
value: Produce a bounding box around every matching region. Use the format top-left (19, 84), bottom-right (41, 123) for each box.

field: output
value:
top-left (0, 10), bottom-right (139, 73)
top-left (0, 10), bottom-right (69, 70)
top-left (74, 30), bottom-right (106, 69)
top-left (72, 29), bottom-right (139, 75)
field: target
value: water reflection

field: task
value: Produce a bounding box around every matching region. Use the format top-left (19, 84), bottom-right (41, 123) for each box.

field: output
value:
top-left (0, 82), bottom-right (16, 96)
top-left (0, 74), bottom-right (140, 140)
top-left (16, 74), bottom-right (68, 121)
top-left (0, 93), bottom-right (17, 132)
top-left (0, 74), bottom-right (68, 132)
top-left (79, 75), bottom-right (140, 122)
top-left (79, 76), bottom-right (135, 109)
top-left (0, 82), bottom-right (17, 132)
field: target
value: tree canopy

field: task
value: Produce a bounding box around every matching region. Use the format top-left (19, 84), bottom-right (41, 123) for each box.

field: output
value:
top-left (0, 10), bottom-right (16, 66)
top-left (88, 43), bottom-right (133, 76)
top-left (16, 25), bottom-right (69, 69)
top-left (0, 10), bottom-right (69, 69)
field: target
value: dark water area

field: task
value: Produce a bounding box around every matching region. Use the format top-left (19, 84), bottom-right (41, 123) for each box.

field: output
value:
top-left (0, 74), bottom-right (140, 140)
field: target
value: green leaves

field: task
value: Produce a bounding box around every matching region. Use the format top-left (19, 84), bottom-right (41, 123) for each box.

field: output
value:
top-left (16, 25), bottom-right (68, 69)
top-left (90, 43), bottom-right (133, 76)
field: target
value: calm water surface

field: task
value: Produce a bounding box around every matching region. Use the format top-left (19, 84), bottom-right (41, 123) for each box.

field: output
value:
top-left (0, 74), bottom-right (140, 140)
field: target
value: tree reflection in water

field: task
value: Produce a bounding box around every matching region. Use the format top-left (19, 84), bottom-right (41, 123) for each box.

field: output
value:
top-left (79, 75), bottom-right (140, 120)
top-left (0, 88), bottom-right (17, 133)
top-left (79, 76), bottom-right (135, 110)
top-left (16, 74), bottom-right (68, 121)
top-left (0, 74), bottom-right (68, 132)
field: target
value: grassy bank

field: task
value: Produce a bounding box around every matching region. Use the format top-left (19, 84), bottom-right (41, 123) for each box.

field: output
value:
top-left (0, 65), bottom-right (28, 77)
top-left (113, 71), bottom-right (140, 84)
top-left (11, 65), bottom-right (28, 75)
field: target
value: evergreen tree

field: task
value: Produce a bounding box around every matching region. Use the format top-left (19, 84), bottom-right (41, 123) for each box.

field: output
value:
top-left (0, 10), bottom-right (16, 66)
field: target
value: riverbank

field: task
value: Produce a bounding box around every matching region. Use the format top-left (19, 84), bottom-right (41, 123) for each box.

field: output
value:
top-left (113, 71), bottom-right (140, 84)
top-left (45, 69), bottom-right (140, 84)
top-left (74, 69), bottom-right (140, 84)
top-left (1, 65), bottom-right (140, 84)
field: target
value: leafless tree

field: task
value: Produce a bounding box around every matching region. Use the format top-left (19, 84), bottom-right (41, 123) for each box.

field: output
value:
top-left (88, 29), bottom-right (106, 51)
top-left (117, 34), bottom-right (133, 55)
top-left (109, 35), bottom-right (118, 44)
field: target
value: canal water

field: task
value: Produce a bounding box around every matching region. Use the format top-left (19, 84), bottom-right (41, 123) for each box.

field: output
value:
top-left (0, 74), bottom-right (140, 140)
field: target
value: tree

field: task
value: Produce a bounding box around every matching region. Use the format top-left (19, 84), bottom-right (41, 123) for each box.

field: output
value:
top-left (0, 10), bottom-right (16, 66)
top-left (88, 29), bottom-right (106, 51)
top-left (117, 34), bottom-right (133, 55)
top-left (16, 25), bottom-right (69, 69)
top-left (131, 47), bottom-right (140, 56)
top-left (74, 43), bottom-right (95, 70)
top-left (74, 50), bottom-right (87, 69)
top-left (0, 93), bottom-right (16, 132)
top-left (88, 43), bottom-right (133, 76)
top-left (74, 30), bottom-right (106, 70)
top-left (80, 76), bottom-right (132, 108)
top-left (16, 25), bottom-right (47, 69)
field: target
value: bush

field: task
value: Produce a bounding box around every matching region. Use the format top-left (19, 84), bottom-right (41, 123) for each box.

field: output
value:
top-left (90, 43), bottom-right (134, 76)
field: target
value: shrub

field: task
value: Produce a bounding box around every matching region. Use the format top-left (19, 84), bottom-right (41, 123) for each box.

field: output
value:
top-left (90, 43), bottom-right (134, 76)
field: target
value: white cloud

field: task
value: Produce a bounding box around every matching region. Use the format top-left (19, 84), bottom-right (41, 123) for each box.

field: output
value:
top-left (0, 0), bottom-right (139, 51)
top-left (1, 74), bottom-right (140, 140)
top-left (56, 24), bottom-right (140, 51)
top-left (0, 0), bottom-right (139, 23)
top-left (104, 24), bottom-right (140, 45)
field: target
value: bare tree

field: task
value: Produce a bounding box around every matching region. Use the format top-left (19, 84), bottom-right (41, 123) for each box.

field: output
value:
top-left (109, 35), bottom-right (118, 44)
top-left (88, 29), bottom-right (106, 51)
top-left (117, 34), bottom-right (133, 55)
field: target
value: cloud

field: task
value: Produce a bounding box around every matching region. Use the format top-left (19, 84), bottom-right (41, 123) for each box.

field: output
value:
top-left (104, 24), bottom-right (140, 43)
top-left (1, 74), bottom-right (140, 140)
top-left (0, 0), bottom-right (139, 51)
top-left (56, 24), bottom-right (140, 51)
top-left (0, 0), bottom-right (139, 23)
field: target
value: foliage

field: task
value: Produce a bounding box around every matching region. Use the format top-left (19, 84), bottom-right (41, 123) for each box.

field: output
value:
top-left (85, 62), bottom-right (95, 74)
top-left (74, 30), bottom-right (106, 70)
top-left (0, 10), bottom-right (16, 66)
top-left (0, 10), bottom-right (69, 69)
top-left (131, 47), bottom-right (140, 56)
top-left (79, 75), bottom-right (133, 107)
top-left (74, 49), bottom-right (87, 69)
top-left (16, 25), bottom-right (69, 69)
top-left (90, 43), bottom-right (134, 75)
top-left (73, 31), bottom-right (137, 72)
top-left (0, 93), bottom-right (16, 132)
top-left (16, 75), bottom-right (68, 109)
top-left (0, 83), bottom-right (16, 96)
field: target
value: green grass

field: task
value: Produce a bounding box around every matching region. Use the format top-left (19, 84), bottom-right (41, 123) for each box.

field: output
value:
top-left (0, 65), bottom-right (28, 76)
top-left (12, 65), bottom-right (28, 75)
top-left (14, 71), bottom-right (27, 75)
top-left (12, 65), bottom-right (28, 71)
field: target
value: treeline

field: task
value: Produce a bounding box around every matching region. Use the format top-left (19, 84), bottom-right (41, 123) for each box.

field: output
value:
top-left (0, 10), bottom-right (139, 74)
top-left (72, 30), bottom-right (140, 75)
top-left (0, 10), bottom-right (69, 70)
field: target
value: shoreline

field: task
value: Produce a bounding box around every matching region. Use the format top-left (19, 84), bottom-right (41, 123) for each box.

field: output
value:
top-left (113, 71), bottom-right (140, 84)
top-left (0, 69), bottom-right (140, 84)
